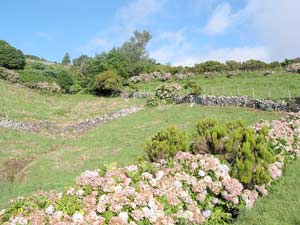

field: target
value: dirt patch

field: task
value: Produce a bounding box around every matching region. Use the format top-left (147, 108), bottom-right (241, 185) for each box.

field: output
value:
top-left (0, 156), bottom-right (34, 183)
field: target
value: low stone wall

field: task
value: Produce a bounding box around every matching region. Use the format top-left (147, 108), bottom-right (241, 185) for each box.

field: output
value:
top-left (174, 94), bottom-right (300, 112)
top-left (63, 106), bottom-right (143, 134)
top-left (0, 106), bottom-right (143, 135)
top-left (0, 119), bottom-right (55, 133)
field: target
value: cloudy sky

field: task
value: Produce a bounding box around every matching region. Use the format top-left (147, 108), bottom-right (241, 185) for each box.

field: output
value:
top-left (1, 0), bottom-right (299, 65)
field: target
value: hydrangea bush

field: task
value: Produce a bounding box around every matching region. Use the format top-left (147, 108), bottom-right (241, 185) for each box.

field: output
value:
top-left (1, 113), bottom-right (300, 225)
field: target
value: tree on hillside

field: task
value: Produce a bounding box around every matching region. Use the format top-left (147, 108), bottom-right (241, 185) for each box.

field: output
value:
top-left (61, 53), bottom-right (71, 65)
top-left (194, 61), bottom-right (227, 73)
top-left (226, 60), bottom-right (242, 71)
top-left (119, 30), bottom-right (152, 76)
top-left (0, 40), bottom-right (25, 69)
top-left (72, 55), bottom-right (90, 67)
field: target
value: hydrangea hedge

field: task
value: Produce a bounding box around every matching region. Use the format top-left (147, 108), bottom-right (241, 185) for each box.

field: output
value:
top-left (1, 113), bottom-right (300, 225)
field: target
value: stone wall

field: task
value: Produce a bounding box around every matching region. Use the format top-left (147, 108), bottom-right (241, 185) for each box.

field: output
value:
top-left (174, 94), bottom-right (300, 112)
top-left (0, 106), bottom-right (143, 135)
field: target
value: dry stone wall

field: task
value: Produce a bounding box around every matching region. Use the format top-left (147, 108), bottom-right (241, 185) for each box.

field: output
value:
top-left (0, 106), bottom-right (143, 134)
top-left (175, 94), bottom-right (300, 112)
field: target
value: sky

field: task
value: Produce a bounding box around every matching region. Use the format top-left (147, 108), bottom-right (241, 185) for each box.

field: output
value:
top-left (1, 0), bottom-right (300, 66)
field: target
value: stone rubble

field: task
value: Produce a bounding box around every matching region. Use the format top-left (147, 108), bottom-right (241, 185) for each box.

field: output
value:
top-left (0, 106), bottom-right (143, 134)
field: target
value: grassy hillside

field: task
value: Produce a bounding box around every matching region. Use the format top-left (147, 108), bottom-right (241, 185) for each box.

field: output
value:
top-left (0, 80), bottom-right (143, 122)
top-left (131, 72), bottom-right (300, 101)
top-left (0, 81), bottom-right (282, 206)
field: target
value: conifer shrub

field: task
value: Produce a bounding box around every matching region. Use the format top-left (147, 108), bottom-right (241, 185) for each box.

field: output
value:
top-left (145, 126), bottom-right (189, 162)
top-left (193, 119), bottom-right (275, 187)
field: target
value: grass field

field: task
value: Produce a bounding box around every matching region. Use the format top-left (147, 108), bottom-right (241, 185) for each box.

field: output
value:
top-left (131, 71), bottom-right (300, 101)
top-left (235, 159), bottom-right (300, 225)
top-left (0, 80), bottom-right (143, 122)
top-left (0, 102), bottom-right (281, 207)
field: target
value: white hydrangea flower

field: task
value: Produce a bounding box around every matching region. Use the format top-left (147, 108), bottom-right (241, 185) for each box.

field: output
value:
top-left (203, 209), bottom-right (212, 218)
top-left (0, 209), bottom-right (5, 216)
top-left (10, 216), bottom-right (28, 225)
top-left (148, 199), bottom-right (156, 210)
top-left (156, 171), bottom-right (164, 180)
top-left (76, 189), bottom-right (84, 197)
top-left (219, 164), bottom-right (230, 173)
top-left (127, 165), bottom-right (138, 172)
top-left (198, 170), bottom-right (206, 177)
top-left (119, 212), bottom-right (129, 223)
top-left (45, 205), bottom-right (55, 215)
top-left (72, 212), bottom-right (84, 223)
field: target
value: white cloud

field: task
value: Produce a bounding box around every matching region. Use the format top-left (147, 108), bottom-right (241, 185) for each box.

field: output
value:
top-left (78, 38), bottom-right (109, 56)
top-left (151, 28), bottom-right (270, 66)
top-left (241, 0), bottom-right (300, 60)
top-left (150, 29), bottom-right (192, 64)
top-left (116, 0), bottom-right (164, 30)
top-left (203, 3), bottom-right (233, 35)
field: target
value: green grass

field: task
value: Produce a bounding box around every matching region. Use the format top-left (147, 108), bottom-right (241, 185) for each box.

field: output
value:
top-left (0, 80), bottom-right (143, 122)
top-left (0, 104), bottom-right (281, 207)
top-left (235, 160), bottom-right (300, 225)
top-left (131, 71), bottom-right (300, 101)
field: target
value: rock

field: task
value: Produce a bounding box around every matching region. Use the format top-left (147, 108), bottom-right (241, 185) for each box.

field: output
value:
top-left (0, 67), bottom-right (20, 83)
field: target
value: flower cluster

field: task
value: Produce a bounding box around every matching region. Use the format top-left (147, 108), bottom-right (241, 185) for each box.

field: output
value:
top-left (1, 113), bottom-right (300, 224)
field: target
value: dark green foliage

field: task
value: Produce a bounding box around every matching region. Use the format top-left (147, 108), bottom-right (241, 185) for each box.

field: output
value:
top-left (72, 55), bottom-right (90, 67)
top-left (241, 60), bottom-right (268, 71)
top-left (145, 126), bottom-right (190, 162)
top-left (194, 61), bottom-right (228, 74)
top-left (0, 40), bottom-right (25, 69)
top-left (61, 53), bottom-right (71, 65)
top-left (226, 60), bottom-right (242, 71)
top-left (184, 80), bottom-right (202, 95)
top-left (193, 119), bottom-right (275, 187)
top-left (19, 61), bottom-right (75, 93)
top-left (93, 70), bottom-right (123, 96)
top-left (56, 70), bottom-right (74, 93)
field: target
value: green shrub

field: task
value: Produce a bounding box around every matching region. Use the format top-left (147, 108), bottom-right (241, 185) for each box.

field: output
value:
top-left (184, 81), bottom-right (202, 95)
top-left (193, 119), bottom-right (275, 187)
top-left (56, 70), bottom-right (74, 93)
top-left (145, 126), bottom-right (189, 162)
top-left (93, 70), bottom-right (123, 96)
top-left (0, 40), bottom-right (25, 69)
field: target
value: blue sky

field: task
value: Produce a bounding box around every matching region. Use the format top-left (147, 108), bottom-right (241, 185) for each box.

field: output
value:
top-left (1, 0), bottom-right (299, 65)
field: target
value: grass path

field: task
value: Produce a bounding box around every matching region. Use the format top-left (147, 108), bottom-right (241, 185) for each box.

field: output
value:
top-left (0, 105), bottom-right (281, 207)
top-left (235, 160), bottom-right (300, 225)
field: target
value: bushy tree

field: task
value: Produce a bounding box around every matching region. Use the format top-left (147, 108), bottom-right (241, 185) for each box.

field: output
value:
top-left (56, 70), bottom-right (74, 93)
top-left (226, 60), bottom-right (242, 71)
top-left (72, 55), bottom-right (90, 67)
top-left (241, 59), bottom-right (268, 71)
top-left (61, 53), bottom-right (71, 65)
top-left (194, 61), bottom-right (227, 73)
top-left (119, 30), bottom-right (153, 76)
top-left (0, 40), bottom-right (25, 69)
top-left (93, 70), bottom-right (123, 96)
